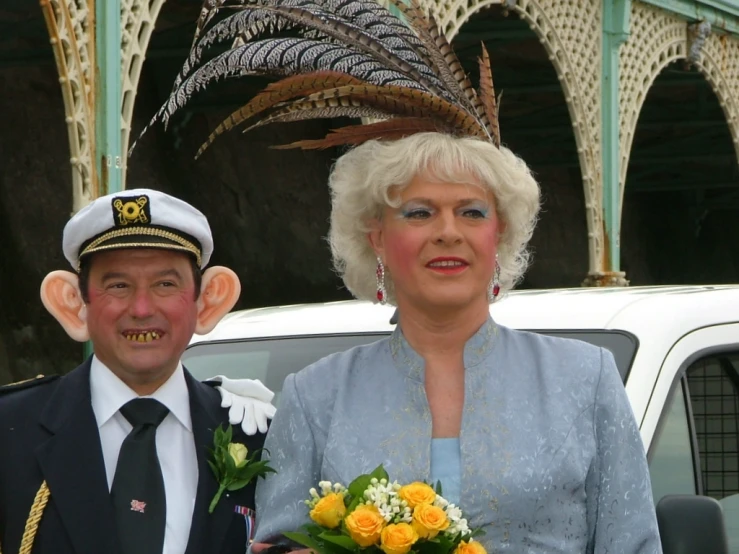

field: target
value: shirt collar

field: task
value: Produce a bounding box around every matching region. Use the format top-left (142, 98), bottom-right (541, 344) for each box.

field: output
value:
top-left (90, 355), bottom-right (193, 431)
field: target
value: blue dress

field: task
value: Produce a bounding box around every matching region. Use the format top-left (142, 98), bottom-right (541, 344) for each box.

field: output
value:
top-left (253, 318), bottom-right (662, 553)
top-left (430, 438), bottom-right (462, 506)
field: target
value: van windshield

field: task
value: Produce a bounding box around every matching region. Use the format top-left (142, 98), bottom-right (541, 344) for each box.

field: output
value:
top-left (183, 330), bottom-right (637, 407)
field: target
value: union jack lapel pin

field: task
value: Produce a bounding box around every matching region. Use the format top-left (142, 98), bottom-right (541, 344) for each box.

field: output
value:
top-left (130, 500), bottom-right (147, 513)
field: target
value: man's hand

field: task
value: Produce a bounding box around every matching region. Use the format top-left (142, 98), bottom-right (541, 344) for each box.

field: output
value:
top-left (208, 376), bottom-right (276, 435)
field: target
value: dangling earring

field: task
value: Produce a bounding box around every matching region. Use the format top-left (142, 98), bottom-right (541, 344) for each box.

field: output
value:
top-left (376, 257), bottom-right (387, 304)
top-left (488, 254), bottom-right (501, 303)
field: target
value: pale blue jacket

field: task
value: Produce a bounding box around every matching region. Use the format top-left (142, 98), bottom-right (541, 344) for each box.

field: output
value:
top-left (254, 319), bottom-right (662, 553)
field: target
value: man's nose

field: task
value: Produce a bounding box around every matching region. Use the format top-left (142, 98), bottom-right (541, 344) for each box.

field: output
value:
top-left (129, 288), bottom-right (155, 318)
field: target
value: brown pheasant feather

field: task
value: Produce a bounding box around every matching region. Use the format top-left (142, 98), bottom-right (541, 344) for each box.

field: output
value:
top-left (298, 85), bottom-right (486, 136)
top-left (132, 0), bottom-right (504, 155)
top-left (274, 117), bottom-right (441, 149)
top-left (195, 71), bottom-right (367, 155)
top-left (477, 43), bottom-right (500, 147)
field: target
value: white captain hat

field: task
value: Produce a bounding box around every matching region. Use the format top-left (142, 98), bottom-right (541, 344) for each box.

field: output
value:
top-left (62, 188), bottom-right (214, 270)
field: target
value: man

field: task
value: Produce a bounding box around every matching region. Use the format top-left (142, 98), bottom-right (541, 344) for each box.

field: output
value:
top-left (0, 189), bottom-right (274, 554)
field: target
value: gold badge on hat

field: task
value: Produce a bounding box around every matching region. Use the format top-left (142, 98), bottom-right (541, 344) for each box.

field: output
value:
top-left (112, 195), bottom-right (150, 226)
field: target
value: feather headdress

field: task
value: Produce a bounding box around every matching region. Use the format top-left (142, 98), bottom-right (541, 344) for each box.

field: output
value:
top-left (135, 0), bottom-right (501, 156)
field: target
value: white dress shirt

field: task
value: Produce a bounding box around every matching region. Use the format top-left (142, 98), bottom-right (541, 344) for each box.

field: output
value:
top-left (90, 356), bottom-right (199, 554)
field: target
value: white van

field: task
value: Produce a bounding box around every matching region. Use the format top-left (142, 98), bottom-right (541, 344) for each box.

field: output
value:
top-left (185, 285), bottom-right (739, 552)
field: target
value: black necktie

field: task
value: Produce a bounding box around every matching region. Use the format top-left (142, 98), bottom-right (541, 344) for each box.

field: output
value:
top-left (111, 398), bottom-right (170, 554)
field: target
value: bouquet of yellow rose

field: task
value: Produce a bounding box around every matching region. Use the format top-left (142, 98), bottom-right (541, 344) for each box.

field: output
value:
top-left (283, 466), bottom-right (486, 554)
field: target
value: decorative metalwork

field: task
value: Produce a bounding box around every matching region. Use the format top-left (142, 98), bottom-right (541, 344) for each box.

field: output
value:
top-left (618, 4), bottom-right (686, 208)
top-left (433, 0), bottom-right (604, 275)
top-left (121, 0), bottom-right (168, 184)
top-left (39, 0), bottom-right (96, 213)
top-left (695, 33), bottom-right (739, 162)
top-left (619, 3), bottom-right (739, 209)
top-left (40, 0), bottom-right (169, 208)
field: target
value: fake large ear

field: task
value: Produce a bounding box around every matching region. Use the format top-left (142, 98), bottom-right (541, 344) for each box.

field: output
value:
top-left (40, 270), bottom-right (90, 342)
top-left (195, 266), bottom-right (241, 335)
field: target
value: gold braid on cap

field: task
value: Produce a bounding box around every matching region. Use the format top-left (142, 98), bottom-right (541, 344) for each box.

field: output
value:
top-left (133, 0), bottom-right (501, 154)
top-left (78, 227), bottom-right (202, 269)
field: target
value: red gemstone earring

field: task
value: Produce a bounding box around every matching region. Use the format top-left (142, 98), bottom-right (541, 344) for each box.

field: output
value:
top-left (488, 255), bottom-right (501, 302)
top-left (376, 257), bottom-right (387, 304)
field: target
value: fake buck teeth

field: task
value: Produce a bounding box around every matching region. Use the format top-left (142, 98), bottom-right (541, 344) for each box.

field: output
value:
top-left (124, 331), bottom-right (160, 342)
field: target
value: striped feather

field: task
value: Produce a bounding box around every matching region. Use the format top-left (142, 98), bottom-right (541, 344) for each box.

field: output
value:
top-left (132, 0), bottom-right (504, 155)
top-left (161, 38), bottom-right (429, 128)
top-left (274, 117), bottom-right (441, 149)
top-left (195, 71), bottom-right (369, 154)
top-left (293, 84), bottom-right (486, 137)
top-left (246, 5), bottom-right (449, 97)
top-left (196, 101), bottom-right (387, 158)
top-left (477, 43), bottom-right (500, 147)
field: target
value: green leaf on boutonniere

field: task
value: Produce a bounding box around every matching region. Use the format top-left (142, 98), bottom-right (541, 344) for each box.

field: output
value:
top-left (207, 424), bottom-right (276, 514)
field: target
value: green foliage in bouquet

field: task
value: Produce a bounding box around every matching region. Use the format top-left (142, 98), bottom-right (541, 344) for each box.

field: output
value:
top-left (283, 465), bottom-right (485, 554)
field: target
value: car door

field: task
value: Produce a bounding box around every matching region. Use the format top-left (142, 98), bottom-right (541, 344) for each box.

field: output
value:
top-left (644, 323), bottom-right (739, 553)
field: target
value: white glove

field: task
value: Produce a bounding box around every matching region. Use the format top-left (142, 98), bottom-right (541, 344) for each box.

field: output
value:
top-left (208, 375), bottom-right (277, 436)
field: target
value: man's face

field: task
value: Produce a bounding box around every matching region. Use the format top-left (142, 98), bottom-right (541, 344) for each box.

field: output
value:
top-left (85, 248), bottom-right (199, 390)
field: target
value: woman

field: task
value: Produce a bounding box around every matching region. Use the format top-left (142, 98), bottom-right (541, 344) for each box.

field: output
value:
top-left (251, 132), bottom-right (660, 553)
top-left (145, 0), bottom-right (661, 551)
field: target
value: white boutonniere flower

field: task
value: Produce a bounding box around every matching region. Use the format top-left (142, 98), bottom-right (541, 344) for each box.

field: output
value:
top-left (208, 424), bottom-right (275, 513)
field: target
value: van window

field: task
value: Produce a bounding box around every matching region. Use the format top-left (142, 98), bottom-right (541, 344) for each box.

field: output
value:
top-left (687, 353), bottom-right (739, 552)
top-left (648, 379), bottom-right (697, 501)
top-left (184, 329), bottom-right (637, 406)
top-left (650, 351), bottom-right (739, 553)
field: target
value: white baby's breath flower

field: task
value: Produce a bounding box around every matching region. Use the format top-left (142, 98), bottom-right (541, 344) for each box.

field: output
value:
top-left (379, 506), bottom-right (394, 521)
top-left (319, 481), bottom-right (333, 495)
top-left (445, 505), bottom-right (463, 522)
top-left (434, 495), bottom-right (449, 508)
top-left (447, 517), bottom-right (470, 536)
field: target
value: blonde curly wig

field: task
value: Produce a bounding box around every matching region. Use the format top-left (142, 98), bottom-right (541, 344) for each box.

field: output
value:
top-left (328, 133), bottom-right (541, 305)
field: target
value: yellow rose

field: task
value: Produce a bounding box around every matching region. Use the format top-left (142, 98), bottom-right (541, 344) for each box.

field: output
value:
top-left (345, 504), bottom-right (386, 546)
top-left (453, 540), bottom-right (487, 554)
top-left (380, 523), bottom-right (418, 554)
top-left (411, 503), bottom-right (449, 539)
top-left (398, 482), bottom-right (436, 508)
top-left (309, 492), bottom-right (346, 529)
top-left (228, 443), bottom-right (248, 468)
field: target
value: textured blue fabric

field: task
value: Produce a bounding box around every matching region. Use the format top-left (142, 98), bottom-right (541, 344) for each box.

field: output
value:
top-left (254, 318), bottom-right (662, 553)
top-left (430, 438), bottom-right (462, 507)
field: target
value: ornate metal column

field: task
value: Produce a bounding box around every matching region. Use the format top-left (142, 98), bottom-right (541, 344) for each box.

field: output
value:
top-left (40, 0), bottom-right (167, 210)
top-left (589, 0), bottom-right (630, 287)
top-left (96, 0), bottom-right (123, 196)
top-left (40, 0), bottom-right (97, 213)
